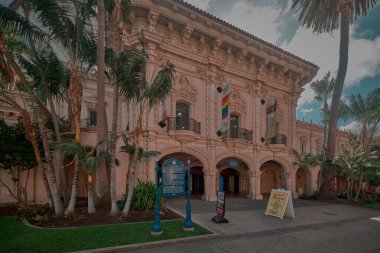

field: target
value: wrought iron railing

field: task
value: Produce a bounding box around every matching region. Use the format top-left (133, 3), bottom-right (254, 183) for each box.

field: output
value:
top-left (222, 127), bottom-right (253, 142)
top-left (267, 134), bottom-right (287, 145)
top-left (167, 117), bottom-right (201, 134)
top-left (81, 118), bottom-right (96, 129)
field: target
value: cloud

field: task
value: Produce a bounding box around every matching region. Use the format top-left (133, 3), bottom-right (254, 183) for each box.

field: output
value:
top-left (287, 26), bottom-right (380, 107)
top-left (300, 108), bottom-right (314, 115)
top-left (340, 121), bottom-right (361, 133)
top-left (189, 0), bottom-right (212, 11)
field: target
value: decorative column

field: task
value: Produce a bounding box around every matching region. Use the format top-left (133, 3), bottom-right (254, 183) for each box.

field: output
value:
top-left (255, 171), bottom-right (263, 200)
top-left (203, 170), bottom-right (217, 201)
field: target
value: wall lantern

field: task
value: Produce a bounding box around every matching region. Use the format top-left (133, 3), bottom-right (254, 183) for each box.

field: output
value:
top-left (158, 120), bottom-right (167, 128)
top-left (216, 86), bottom-right (223, 93)
top-left (260, 137), bottom-right (266, 143)
top-left (216, 130), bottom-right (222, 137)
top-left (261, 99), bottom-right (266, 105)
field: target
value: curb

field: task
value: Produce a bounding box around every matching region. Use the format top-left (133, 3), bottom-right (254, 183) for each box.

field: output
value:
top-left (70, 233), bottom-right (219, 253)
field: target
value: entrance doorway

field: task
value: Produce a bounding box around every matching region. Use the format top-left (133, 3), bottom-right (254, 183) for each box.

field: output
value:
top-left (191, 166), bottom-right (204, 194)
top-left (220, 168), bottom-right (239, 194)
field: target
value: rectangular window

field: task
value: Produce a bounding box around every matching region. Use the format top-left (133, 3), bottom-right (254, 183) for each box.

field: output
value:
top-left (89, 110), bottom-right (97, 126)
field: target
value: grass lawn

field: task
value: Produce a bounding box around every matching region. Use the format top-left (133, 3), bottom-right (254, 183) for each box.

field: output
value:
top-left (363, 203), bottom-right (380, 210)
top-left (0, 217), bottom-right (211, 253)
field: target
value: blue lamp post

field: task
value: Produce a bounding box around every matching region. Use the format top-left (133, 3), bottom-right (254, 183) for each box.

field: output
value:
top-left (183, 160), bottom-right (194, 231)
top-left (151, 160), bottom-right (163, 235)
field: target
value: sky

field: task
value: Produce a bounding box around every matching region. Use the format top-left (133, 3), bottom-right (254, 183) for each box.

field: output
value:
top-left (189, 0), bottom-right (380, 133)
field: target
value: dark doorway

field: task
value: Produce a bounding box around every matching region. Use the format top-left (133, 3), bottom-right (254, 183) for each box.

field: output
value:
top-left (220, 168), bottom-right (239, 194)
top-left (191, 167), bottom-right (204, 194)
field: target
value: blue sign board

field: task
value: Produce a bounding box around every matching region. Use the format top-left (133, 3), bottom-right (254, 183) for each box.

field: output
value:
top-left (228, 160), bottom-right (239, 167)
top-left (219, 176), bottom-right (224, 191)
top-left (161, 158), bottom-right (185, 197)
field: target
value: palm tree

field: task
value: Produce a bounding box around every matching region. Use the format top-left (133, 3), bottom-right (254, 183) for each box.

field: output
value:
top-left (55, 139), bottom-right (106, 214)
top-left (292, 0), bottom-right (378, 199)
top-left (341, 88), bottom-right (380, 148)
top-left (104, 49), bottom-right (134, 215)
top-left (310, 72), bottom-right (335, 156)
top-left (335, 141), bottom-right (380, 201)
top-left (95, 0), bottom-right (132, 207)
top-left (117, 49), bottom-right (175, 216)
top-left (119, 134), bottom-right (160, 215)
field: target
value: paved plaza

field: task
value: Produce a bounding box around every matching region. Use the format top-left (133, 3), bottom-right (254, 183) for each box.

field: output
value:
top-left (90, 197), bottom-right (380, 253)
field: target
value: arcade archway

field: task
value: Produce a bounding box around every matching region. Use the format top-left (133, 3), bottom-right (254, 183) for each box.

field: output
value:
top-left (216, 157), bottom-right (250, 196)
top-left (295, 167), bottom-right (313, 197)
top-left (159, 152), bottom-right (204, 197)
top-left (260, 161), bottom-right (285, 197)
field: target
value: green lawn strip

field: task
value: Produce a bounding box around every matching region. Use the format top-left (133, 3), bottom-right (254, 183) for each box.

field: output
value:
top-left (0, 217), bottom-right (211, 253)
top-left (363, 203), bottom-right (380, 210)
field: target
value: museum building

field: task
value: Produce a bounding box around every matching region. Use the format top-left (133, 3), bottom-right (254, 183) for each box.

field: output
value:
top-left (0, 0), bottom-right (353, 203)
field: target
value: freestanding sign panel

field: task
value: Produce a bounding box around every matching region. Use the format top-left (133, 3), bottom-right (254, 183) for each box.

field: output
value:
top-left (216, 191), bottom-right (225, 217)
top-left (265, 189), bottom-right (295, 220)
top-left (161, 159), bottom-right (185, 197)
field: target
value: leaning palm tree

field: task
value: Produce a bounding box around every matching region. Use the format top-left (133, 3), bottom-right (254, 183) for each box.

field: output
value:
top-left (310, 72), bottom-right (335, 157)
top-left (292, 0), bottom-right (378, 199)
top-left (119, 135), bottom-right (160, 215)
top-left (55, 139), bottom-right (106, 214)
top-left (118, 49), bottom-right (175, 216)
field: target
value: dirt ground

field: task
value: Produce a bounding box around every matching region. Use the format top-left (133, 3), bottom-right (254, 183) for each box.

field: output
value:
top-left (0, 203), bottom-right (181, 228)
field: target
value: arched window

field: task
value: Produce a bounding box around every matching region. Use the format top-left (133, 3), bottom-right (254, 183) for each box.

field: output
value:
top-left (176, 102), bottom-right (190, 130)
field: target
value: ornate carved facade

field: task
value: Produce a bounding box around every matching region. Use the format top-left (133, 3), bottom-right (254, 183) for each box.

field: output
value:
top-left (0, 0), bottom-right (354, 203)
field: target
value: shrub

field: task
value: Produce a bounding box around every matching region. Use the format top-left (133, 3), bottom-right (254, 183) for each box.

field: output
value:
top-left (17, 203), bottom-right (49, 218)
top-left (118, 180), bottom-right (166, 211)
top-left (361, 195), bottom-right (374, 204)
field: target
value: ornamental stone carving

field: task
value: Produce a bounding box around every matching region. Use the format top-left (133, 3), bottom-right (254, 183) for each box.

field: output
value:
top-left (229, 89), bottom-right (246, 114)
top-left (170, 74), bottom-right (197, 103)
top-left (148, 11), bottom-right (159, 32)
top-left (182, 26), bottom-right (193, 46)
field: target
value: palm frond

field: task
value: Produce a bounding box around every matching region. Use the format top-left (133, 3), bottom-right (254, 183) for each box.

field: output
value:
top-left (145, 62), bottom-right (175, 108)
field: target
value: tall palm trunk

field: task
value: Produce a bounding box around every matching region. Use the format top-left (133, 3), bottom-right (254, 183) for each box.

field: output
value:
top-left (65, 158), bottom-right (79, 215)
top-left (38, 119), bottom-right (64, 215)
top-left (87, 172), bottom-right (96, 214)
top-left (321, 3), bottom-right (350, 200)
top-left (110, 82), bottom-right (120, 215)
top-left (122, 111), bottom-right (143, 216)
top-left (354, 170), bottom-right (363, 201)
top-left (95, 0), bottom-right (109, 203)
top-left (42, 81), bottom-right (69, 206)
top-left (69, 67), bottom-right (82, 143)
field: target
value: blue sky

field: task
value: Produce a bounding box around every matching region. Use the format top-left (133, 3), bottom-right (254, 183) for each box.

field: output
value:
top-left (190, 0), bottom-right (380, 132)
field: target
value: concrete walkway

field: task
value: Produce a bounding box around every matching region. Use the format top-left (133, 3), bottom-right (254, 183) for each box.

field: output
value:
top-left (90, 197), bottom-right (380, 253)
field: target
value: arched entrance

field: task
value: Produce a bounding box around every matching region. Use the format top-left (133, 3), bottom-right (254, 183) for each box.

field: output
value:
top-left (260, 161), bottom-right (285, 197)
top-left (159, 152), bottom-right (204, 197)
top-left (216, 157), bottom-right (250, 197)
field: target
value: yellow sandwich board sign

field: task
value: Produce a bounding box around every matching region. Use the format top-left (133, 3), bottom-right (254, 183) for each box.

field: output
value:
top-left (265, 189), bottom-right (295, 219)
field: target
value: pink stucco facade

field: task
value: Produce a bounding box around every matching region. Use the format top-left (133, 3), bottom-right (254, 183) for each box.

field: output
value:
top-left (0, 0), bottom-right (354, 203)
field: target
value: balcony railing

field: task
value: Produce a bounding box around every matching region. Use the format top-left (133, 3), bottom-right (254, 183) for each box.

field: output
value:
top-left (267, 134), bottom-right (287, 145)
top-left (167, 117), bottom-right (201, 134)
top-left (222, 127), bottom-right (253, 142)
top-left (81, 118), bottom-right (96, 129)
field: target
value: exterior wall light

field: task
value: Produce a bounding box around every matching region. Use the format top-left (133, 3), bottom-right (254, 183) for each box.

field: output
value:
top-left (216, 130), bottom-right (222, 137)
top-left (261, 99), bottom-right (266, 104)
top-left (158, 120), bottom-right (167, 128)
top-left (217, 86), bottom-right (223, 93)
top-left (260, 137), bottom-right (266, 143)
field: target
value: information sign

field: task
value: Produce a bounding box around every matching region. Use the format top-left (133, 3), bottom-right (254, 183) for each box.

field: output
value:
top-left (216, 191), bottom-right (225, 217)
top-left (265, 189), bottom-right (295, 219)
top-left (161, 159), bottom-right (185, 197)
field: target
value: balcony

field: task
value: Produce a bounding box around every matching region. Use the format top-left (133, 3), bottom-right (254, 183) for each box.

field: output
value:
top-left (81, 118), bottom-right (96, 129)
top-left (167, 117), bottom-right (201, 134)
top-left (267, 134), bottom-right (287, 145)
top-left (222, 127), bottom-right (253, 142)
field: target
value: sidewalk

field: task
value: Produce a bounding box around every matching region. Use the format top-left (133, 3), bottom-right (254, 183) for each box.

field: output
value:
top-left (86, 197), bottom-right (380, 253)
top-left (166, 197), bottom-right (379, 235)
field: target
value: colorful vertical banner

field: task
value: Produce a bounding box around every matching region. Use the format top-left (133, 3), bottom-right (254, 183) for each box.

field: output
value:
top-left (222, 82), bottom-right (230, 131)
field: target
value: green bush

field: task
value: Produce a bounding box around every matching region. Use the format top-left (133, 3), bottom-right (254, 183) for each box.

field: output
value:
top-left (17, 203), bottom-right (49, 219)
top-left (361, 195), bottom-right (374, 204)
top-left (118, 180), bottom-right (166, 211)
